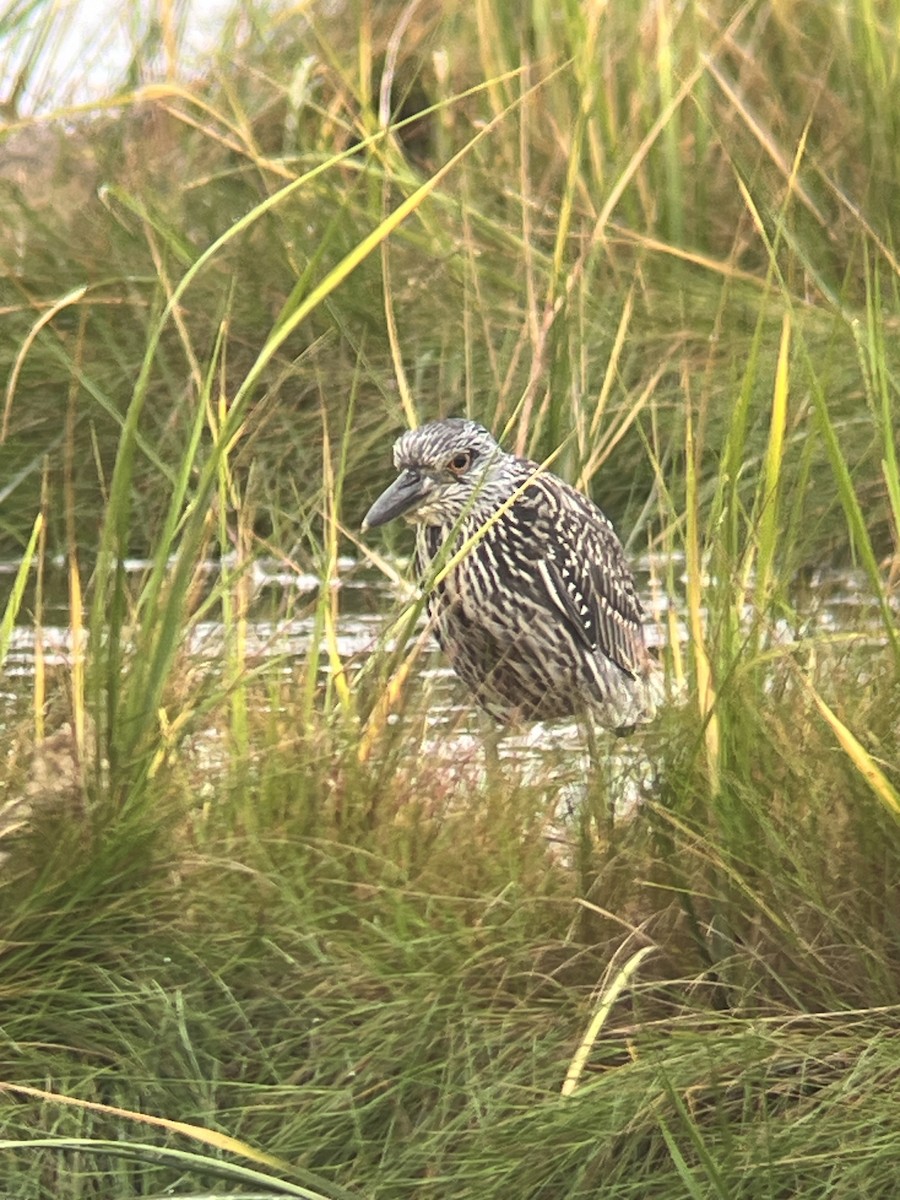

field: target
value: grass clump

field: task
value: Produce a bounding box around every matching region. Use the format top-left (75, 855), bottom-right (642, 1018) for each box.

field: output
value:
top-left (2, 662), bottom-right (898, 1196)
top-left (1, 0), bottom-right (899, 1196)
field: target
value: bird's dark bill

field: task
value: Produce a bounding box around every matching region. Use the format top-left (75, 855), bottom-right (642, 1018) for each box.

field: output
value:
top-left (362, 469), bottom-right (427, 529)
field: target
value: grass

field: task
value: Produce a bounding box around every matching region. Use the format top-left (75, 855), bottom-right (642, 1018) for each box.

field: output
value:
top-left (1, 0), bottom-right (899, 1195)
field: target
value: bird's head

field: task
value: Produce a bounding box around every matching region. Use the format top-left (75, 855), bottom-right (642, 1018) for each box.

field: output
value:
top-left (362, 418), bottom-right (508, 530)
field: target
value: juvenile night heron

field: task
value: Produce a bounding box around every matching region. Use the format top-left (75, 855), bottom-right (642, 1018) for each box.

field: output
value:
top-left (363, 418), bottom-right (656, 733)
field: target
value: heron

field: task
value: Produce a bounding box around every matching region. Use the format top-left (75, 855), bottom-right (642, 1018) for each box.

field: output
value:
top-left (363, 417), bottom-right (656, 734)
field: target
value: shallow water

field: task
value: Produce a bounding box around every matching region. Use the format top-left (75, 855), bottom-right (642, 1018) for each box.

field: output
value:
top-left (2, 552), bottom-right (893, 811)
top-left (2, 552), bottom-right (891, 697)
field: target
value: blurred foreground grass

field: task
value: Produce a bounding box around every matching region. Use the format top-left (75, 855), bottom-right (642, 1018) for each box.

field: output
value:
top-left (1, 1), bottom-right (899, 1196)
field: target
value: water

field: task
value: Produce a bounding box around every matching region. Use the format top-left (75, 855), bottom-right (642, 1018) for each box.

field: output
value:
top-left (2, 551), bottom-right (891, 697)
top-left (1, 0), bottom-right (238, 114)
top-left (2, 553), bottom-right (893, 808)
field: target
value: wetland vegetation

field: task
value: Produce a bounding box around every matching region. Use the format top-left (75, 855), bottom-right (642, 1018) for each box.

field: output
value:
top-left (1, 0), bottom-right (899, 1196)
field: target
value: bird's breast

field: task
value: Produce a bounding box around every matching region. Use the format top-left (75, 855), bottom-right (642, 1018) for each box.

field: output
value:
top-left (418, 512), bottom-right (534, 637)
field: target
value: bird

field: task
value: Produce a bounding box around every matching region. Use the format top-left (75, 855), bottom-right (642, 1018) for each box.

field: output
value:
top-left (362, 417), bottom-right (656, 733)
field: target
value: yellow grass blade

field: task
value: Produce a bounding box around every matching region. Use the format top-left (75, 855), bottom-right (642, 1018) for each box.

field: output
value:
top-left (0, 1081), bottom-right (289, 1172)
top-left (755, 310), bottom-right (791, 610)
top-left (561, 946), bottom-right (656, 1097)
top-left (381, 188), bottom-right (418, 432)
top-left (1, 286), bottom-right (86, 442)
top-left (67, 523), bottom-right (86, 760)
top-left (588, 285), bottom-right (634, 443)
top-left (33, 464), bottom-right (48, 742)
top-left (321, 417), bottom-right (353, 718)
top-left (0, 512), bottom-right (43, 670)
top-left (807, 685), bottom-right (900, 818)
top-left (684, 407), bottom-right (719, 793)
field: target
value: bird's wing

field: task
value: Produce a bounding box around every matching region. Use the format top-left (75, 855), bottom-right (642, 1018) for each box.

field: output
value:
top-left (522, 480), bottom-right (648, 678)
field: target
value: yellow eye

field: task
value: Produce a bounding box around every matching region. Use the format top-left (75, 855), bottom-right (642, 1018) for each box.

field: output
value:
top-left (448, 451), bottom-right (471, 473)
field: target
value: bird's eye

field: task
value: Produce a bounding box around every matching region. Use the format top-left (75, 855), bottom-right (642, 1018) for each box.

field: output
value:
top-left (448, 451), bottom-right (471, 474)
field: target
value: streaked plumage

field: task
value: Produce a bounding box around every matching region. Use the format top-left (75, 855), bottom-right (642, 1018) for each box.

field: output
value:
top-left (363, 418), bottom-right (656, 732)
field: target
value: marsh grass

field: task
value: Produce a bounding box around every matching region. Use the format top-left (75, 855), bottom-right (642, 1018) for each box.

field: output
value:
top-left (1, 0), bottom-right (899, 1196)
